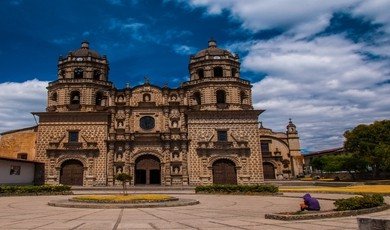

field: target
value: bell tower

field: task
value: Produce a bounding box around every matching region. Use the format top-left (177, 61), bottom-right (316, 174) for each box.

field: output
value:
top-left (183, 39), bottom-right (252, 110)
top-left (46, 41), bottom-right (113, 112)
top-left (184, 40), bottom-right (264, 185)
top-left (286, 119), bottom-right (304, 176)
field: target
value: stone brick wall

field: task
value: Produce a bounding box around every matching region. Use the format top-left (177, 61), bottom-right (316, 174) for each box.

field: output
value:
top-left (35, 113), bottom-right (108, 186)
top-left (187, 111), bottom-right (263, 185)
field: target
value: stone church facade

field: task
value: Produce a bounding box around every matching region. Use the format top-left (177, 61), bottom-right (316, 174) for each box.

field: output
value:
top-left (5, 40), bottom-right (303, 186)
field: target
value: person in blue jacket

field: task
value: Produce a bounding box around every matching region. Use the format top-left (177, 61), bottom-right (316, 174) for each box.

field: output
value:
top-left (300, 193), bottom-right (321, 211)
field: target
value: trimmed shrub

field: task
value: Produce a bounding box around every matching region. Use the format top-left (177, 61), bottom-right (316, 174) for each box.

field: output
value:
top-left (0, 184), bottom-right (71, 195)
top-left (195, 184), bottom-right (278, 194)
top-left (334, 194), bottom-right (384, 211)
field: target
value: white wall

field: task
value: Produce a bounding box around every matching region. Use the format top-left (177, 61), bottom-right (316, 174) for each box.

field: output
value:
top-left (0, 159), bottom-right (35, 185)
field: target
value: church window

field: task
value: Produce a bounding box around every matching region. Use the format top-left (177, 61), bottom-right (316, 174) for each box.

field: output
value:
top-left (95, 91), bottom-right (103, 106)
top-left (17, 153), bottom-right (28, 160)
top-left (217, 131), bottom-right (228, 142)
top-left (140, 116), bottom-right (155, 130)
top-left (68, 131), bottom-right (79, 143)
top-left (70, 91), bottom-right (80, 104)
top-left (74, 68), bottom-right (84, 79)
top-left (231, 68), bottom-right (237, 77)
top-left (193, 92), bottom-right (201, 105)
top-left (197, 68), bottom-right (204, 79)
top-left (213, 66), bottom-right (223, 77)
top-left (216, 90), bottom-right (226, 104)
top-left (143, 93), bottom-right (151, 102)
top-left (93, 70), bottom-right (101, 80)
top-left (261, 141), bottom-right (271, 156)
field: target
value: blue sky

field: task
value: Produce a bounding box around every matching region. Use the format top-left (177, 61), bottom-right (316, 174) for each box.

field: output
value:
top-left (0, 0), bottom-right (389, 152)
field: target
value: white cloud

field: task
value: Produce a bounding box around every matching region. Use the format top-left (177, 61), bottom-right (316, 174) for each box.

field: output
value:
top-left (173, 44), bottom-right (197, 55)
top-left (245, 35), bottom-right (389, 150)
top-left (182, 0), bottom-right (359, 36)
top-left (179, 0), bottom-right (390, 151)
top-left (0, 79), bottom-right (47, 133)
top-left (352, 0), bottom-right (390, 33)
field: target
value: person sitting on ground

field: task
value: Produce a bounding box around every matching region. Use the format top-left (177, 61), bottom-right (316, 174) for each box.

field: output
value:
top-left (300, 193), bottom-right (320, 211)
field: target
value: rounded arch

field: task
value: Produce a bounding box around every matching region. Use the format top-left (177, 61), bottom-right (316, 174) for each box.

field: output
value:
top-left (131, 150), bottom-right (164, 164)
top-left (56, 155), bottom-right (87, 168)
top-left (59, 159), bottom-right (84, 186)
top-left (208, 156), bottom-right (240, 168)
top-left (134, 153), bottom-right (161, 185)
top-left (263, 161), bottom-right (276, 179)
top-left (212, 158), bottom-right (237, 185)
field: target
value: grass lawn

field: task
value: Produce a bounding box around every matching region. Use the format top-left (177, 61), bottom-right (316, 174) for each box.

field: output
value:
top-left (279, 185), bottom-right (390, 194)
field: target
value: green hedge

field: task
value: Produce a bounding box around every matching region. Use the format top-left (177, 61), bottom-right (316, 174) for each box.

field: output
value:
top-left (195, 184), bottom-right (279, 194)
top-left (0, 184), bottom-right (71, 195)
top-left (334, 194), bottom-right (385, 211)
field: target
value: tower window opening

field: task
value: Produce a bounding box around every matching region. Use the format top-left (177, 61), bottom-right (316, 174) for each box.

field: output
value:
top-left (216, 90), bottom-right (226, 104)
top-left (93, 70), bottom-right (101, 80)
top-left (74, 68), bottom-right (84, 79)
top-left (193, 92), bottom-right (201, 105)
top-left (95, 92), bottom-right (103, 106)
top-left (50, 92), bottom-right (58, 102)
top-left (197, 68), bottom-right (204, 79)
top-left (240, 91), bottom-right (246, 104)
top-left (70, 91), bottom-right (80, 104)
top-left (231, 68), bottom-right (237, 77)
top-left (213, 67), bottom-right (223, 78)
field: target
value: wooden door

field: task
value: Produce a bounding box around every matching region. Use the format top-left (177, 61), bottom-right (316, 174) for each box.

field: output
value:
top-left (60, 160), bottom-right (83, 186)
top-left (212, 159), bottom-right (237, 185)
top-left (263, 162), bottom-right (276, 179)
top-left (135, 155), bottom-right (160, 185)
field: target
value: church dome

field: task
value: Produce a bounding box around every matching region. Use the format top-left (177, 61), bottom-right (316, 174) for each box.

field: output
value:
top-left (69, 41), bottom-right (101, 58)
top-left (193, 39), bottom-right (236, 59)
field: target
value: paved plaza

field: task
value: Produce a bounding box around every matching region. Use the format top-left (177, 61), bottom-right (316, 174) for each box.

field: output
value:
top-left (0, 192), bottom-right (389, 229)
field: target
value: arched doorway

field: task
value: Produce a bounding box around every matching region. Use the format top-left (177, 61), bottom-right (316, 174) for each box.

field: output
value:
top-left (212, 159), bottom-right (237, 185)
top-left (135, 155), bottom-right (161, 185)
top-left (60, 159), bottom-right (84, 186)
top-left (263, 162), bottom-right (276, 179)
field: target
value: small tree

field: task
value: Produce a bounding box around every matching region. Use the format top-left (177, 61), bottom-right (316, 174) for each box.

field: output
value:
top-left (310, 157), bottom-right (326, 174)
top-left (344, 120), bottom-right (390, 178)
top-left (115, 173), bottom-right (132, 195)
